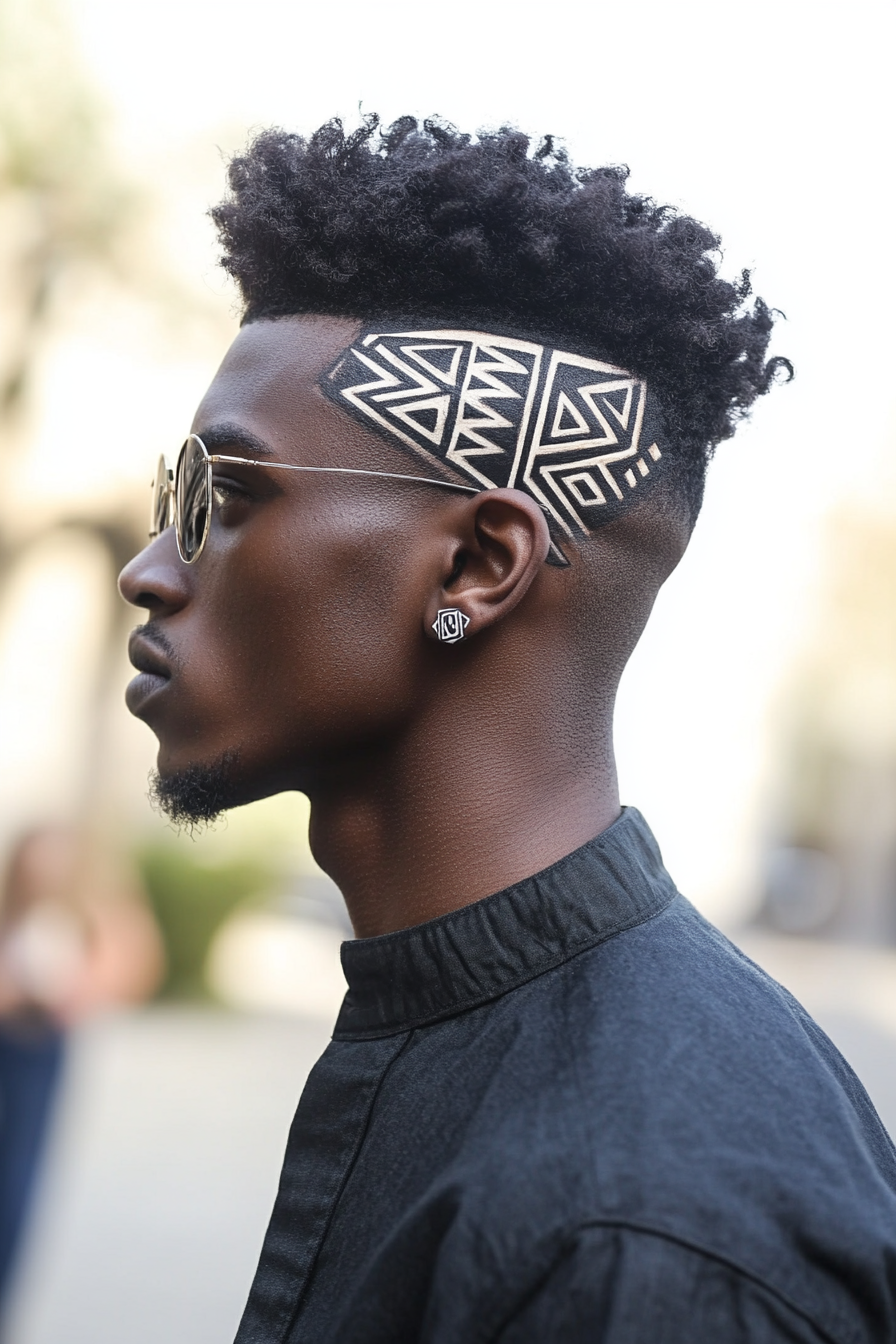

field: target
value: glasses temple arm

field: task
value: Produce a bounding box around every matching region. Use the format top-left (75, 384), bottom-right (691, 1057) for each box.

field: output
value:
top-left (207, 454), bottom-right (481, 495)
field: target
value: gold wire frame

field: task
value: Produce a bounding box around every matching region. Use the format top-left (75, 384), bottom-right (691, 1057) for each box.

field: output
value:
top-left (149, 434), bottom-right (481, 564)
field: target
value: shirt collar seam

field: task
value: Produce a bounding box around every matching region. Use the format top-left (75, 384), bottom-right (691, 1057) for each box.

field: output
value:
top-left (341, 809), bottom-right (646, 957)
top-left (332, 890), bottom-right (678, 1042)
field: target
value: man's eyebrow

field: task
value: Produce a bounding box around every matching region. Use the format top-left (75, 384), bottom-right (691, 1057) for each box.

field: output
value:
top-left (195, 423), bottom-right (275, 458)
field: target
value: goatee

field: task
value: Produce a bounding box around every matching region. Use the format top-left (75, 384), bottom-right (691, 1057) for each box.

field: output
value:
top-left (148, 750), bottom-right (242, 829)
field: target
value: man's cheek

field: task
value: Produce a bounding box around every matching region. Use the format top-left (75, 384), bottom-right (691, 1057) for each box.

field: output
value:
top-left (223, 591), bottom-right (304, 684)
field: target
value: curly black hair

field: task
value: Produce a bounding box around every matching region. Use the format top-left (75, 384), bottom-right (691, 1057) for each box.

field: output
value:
top-left (211, 115), bottom-right (791, 522)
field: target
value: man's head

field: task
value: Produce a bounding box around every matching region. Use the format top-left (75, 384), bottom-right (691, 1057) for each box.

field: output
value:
top-left (120, 116), bottom-right (789, 827)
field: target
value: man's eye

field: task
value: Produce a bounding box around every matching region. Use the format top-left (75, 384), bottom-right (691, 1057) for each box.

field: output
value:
top-left (212, 479), bottom-right (249, 508)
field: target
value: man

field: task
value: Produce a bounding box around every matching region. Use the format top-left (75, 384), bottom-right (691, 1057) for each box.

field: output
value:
top-left (119, 117), bottom-right (896, 1342)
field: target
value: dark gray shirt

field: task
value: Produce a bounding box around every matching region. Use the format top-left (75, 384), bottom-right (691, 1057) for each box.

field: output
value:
top-left (235, 809), bottom-right (896, 1343)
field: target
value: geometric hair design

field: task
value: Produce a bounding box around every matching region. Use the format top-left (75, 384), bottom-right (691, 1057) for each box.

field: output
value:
top-left (323, 330), bottom-right (666, 565)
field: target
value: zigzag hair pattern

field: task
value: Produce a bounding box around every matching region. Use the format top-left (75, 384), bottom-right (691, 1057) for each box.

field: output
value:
top-left (323, 330), bottom-right (668, 565)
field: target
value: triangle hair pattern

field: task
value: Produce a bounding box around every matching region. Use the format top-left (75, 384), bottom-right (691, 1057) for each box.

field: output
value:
top-left (322, 330), bottom-right (668, 555)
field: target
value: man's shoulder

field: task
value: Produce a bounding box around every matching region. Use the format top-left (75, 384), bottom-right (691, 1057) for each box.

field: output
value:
top-left (441, 895), bottom-right (896, 1341)
top-left (484, 892), bottom-right (896, 1210)
top-left (533, 891), bottom-right (888, 1145)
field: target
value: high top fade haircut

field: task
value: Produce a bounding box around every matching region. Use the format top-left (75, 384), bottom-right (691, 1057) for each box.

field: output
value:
top-left (211, 115), bottom-right (791, 527)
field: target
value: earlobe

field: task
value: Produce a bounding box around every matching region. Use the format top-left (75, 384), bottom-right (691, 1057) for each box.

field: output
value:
top-left (423, 488), bottom-right (551, 644)
top-left (431, 608), bottom-right (470, 644)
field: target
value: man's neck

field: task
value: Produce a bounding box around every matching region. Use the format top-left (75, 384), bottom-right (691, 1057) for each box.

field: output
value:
top-left (306, 707), bottom-right (620, 939)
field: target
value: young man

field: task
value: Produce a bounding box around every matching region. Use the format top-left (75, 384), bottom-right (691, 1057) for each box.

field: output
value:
top-left (120, 118), bottom-right (896, 1342)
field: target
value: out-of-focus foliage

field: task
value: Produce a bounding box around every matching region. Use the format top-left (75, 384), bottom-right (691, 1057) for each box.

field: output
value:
top-left (0, 0), bottom-right (145, 609)
top-left (0, 2), bottom-right (277, 1004)
top-left (137, 846), bottom-right (274, 1001)
top-left (0, 0), bottom-right (135, 428)
top-left (0, 0), bottom-right (154, 802)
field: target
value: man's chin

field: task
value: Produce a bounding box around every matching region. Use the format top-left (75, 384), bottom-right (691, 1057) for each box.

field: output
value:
top-left (149, 749), bottom-right (243, 828)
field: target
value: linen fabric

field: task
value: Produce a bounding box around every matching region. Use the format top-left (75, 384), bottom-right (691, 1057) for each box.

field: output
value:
top-left (235, 808), bottom-right (896, 1343)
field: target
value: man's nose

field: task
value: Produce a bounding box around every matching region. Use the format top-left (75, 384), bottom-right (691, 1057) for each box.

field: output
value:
top-left (118, 526), bottom-right (190, 614)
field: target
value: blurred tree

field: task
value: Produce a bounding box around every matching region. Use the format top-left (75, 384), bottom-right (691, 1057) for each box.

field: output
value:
top-left (0, 0), bottom-right (171, 876)
top-left (0, 0), bottom-right (145, 603)
top-left (0, 0), bottom-right (134, 429)
top-left (138, 847), bottom-right (273, 1000)
top-left (0, 0), bottom-right (274, 998)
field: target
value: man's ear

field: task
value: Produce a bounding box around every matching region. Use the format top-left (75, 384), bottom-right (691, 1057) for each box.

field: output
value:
top-left (424, 489), bottom-right (552, 642)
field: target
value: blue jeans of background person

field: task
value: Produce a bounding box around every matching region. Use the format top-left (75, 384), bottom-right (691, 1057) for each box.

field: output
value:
top-left (0, 1021), bottom-right (65, 1305)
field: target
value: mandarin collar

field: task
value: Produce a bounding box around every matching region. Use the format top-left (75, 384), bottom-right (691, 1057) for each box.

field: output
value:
top-left (334, 807), bottom-right (677, 1041)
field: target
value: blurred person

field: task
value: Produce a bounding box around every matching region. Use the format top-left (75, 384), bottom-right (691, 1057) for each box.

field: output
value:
top-left (119, 118), bottom-right (896, 1342)
top-left (0, 827), bottom-right (163, 1302)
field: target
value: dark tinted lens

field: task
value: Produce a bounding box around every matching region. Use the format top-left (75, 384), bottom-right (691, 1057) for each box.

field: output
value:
top-left (176, 435), bottom-right (210, 563)
top-left (150, 455), bottom-right (172, 538)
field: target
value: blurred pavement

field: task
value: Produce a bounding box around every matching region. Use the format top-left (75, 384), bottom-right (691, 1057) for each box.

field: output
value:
top-left (4, 1009), bottom-right (332, 1344)
top-left (3, 933), bottom-right (896, 1344)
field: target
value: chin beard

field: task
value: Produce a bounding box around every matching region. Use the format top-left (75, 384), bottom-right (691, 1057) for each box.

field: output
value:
top-left (149, 750), bottom-right (242, 829)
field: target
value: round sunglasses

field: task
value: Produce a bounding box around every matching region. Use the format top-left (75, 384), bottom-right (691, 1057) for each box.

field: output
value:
top-left (149, 433), bottom-right (480, 564)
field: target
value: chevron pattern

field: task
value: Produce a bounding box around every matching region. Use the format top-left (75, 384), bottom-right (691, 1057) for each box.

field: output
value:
top-left (324, 330), bottom-right (664, 551)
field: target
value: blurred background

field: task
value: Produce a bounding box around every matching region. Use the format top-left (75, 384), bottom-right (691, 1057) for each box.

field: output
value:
top-left (0, 0), bottom-right (894, 1337)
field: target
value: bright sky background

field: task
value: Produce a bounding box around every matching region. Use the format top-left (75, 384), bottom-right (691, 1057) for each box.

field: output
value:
top-left (3, 0), bottom-right (894, 918)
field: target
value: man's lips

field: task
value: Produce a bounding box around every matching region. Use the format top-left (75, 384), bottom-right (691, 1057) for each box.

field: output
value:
top-left (126, 627), bottom-right (174, 714)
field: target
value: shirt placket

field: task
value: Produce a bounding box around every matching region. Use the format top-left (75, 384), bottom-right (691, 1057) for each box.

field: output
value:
top-left (234, 1034), bottom-right (410, 1344)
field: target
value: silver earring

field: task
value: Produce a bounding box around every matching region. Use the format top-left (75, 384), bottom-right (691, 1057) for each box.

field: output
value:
top-left (432, 608), bottom-right (470, 644)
